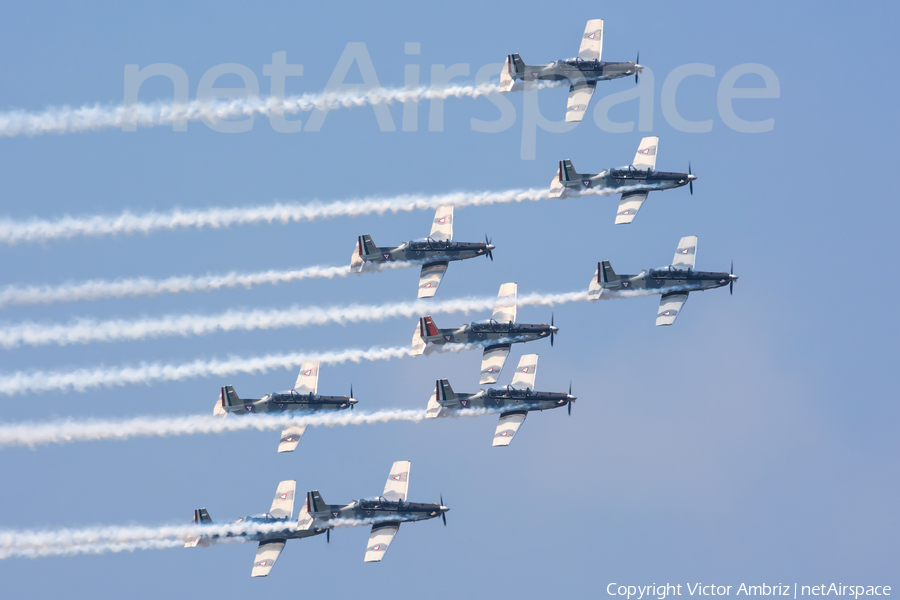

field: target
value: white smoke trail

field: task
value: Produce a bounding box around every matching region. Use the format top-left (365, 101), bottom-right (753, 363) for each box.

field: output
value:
top-left (0, 185), bottom-right (639, 245)
top-left (0, 519), bottom-right (309, 559)
top-left (0, 342), bottom-right (487, 396)
top-left (0, 81), bottom-right (565, 139)
top-left (0, 409), bottom-right (426, 448)
top-left (0, 291), bottom-right (587, 349)
top-left (0, 406), bottom-right (501, 449)
top-left (0, 261), bottom-right (415, 309)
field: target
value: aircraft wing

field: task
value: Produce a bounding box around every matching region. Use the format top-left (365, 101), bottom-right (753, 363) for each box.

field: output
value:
top-left (614, 191), bottom-right (649, 225)
top-left (578, 19), bottom-right (604, 60)
top-left (509, 354), bottom-right (538, 391)
top-left (383, 460), bottom-right (411, 502)
top-left (492, 410), bottom-right (528, 447)
top-left (418, 261), bottom-right (449, 298)
top-left (269, 480), bottom-right (296, 519)
top-left (430, 206), bottom-right (453, 241)
top-left (251, 539), bottom-right (286, 577)
top-left (656, 292), bottom-right (689, 326)
top-left (364, 522), bottom-right (400, 562)
top-left (277, 426), bottom-right (307, 453)
top-left (565, 83), bottom-right (596, 123)
top-left (672, 236), bottom-right (698, 270)
top-left (294, 360), bottom-right (319, 394)
top-left (632, 136), bottom-right (659, 170)
top-left (480, 344), bottom-right (511, 384)
top-left (492, 282), bottom-right (517, 324)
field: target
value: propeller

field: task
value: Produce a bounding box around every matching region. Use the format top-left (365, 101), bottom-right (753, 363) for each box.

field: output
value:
top-left (730, 260), bottom-right (734, 295)
top-left (326, 529), bottom-right (330, 544)
top-left (568, 381), bottom-right (573, 416)
top-left (550, 313), bottom-right (556, 347)
top-left (635, 51), bottom-right (640, 84)
top-left (688, 162), bottom-right (694, 195)
top-left (350, 384), bottom-right (354, 410)
top-left (440, 494), bottom-right (447, 526)
top-left (484, 234), bottom-right (494, 261)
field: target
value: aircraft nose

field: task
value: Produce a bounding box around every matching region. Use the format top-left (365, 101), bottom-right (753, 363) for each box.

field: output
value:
top-left (440, 506), bottom-right (450, 513)
top-left (349, 398), bottom-right (359, 404)
top-left (687, 174), bottom-right (697, 181)
top-left (549, 326), bottom-right (559, 333)
top-left (729, 274), bottom-right (739, 281)
top-left (486, 244), bottom-right (495, 251)
top-left (567, 394), bottom-right (577, 401)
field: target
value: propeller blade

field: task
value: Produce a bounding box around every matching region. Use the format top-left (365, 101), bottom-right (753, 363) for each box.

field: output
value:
top-left (350, 384), bottom-right (354, 409)
top-left (440, 494), bottom-right (447, 526)
top-left (730, 261), bottom-right (734, 295)
top-left (568, 401), bottom-right (571, 416)
top-left (688, 161), bottom-right (693, 195)
top-left (326, 529), bottom-right (330, 544)
top-left (550, 313), bottom-right (555, 346)
top-left (635, 51), bottom-right (640, 84)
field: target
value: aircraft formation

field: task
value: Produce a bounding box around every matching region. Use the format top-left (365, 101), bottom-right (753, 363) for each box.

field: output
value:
top-left (1, 18), bottom-right (737, 579)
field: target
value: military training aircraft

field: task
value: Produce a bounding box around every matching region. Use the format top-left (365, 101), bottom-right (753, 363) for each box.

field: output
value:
top-left (499, 19), bottom-right (642, 122)
top-left (426, 354), bottom-right (576, 446)
top-left (214, 360), bottom-right (357, 453)
top-left (410, 282), bottom-right (558, 384)
top-left (350, 205), bottom-right (495, 298)
top-left (550, 136), bottom-right (697, 224)
top-left (588, 235), bottom-right (737, 326)
top-left (305, 460), bottom-right (449, 562)
top-left (185, 479), bottom-right (325, 577)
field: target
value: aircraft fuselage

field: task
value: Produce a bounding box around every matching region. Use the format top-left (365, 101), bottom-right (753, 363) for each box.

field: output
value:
top-left (520, 60), bottom-right (638, 84)
top-left (316, 498), bottom-right (444, 525)
top-left (563, 168), bottom-right (691, 194)
top-left (429, 321), bottom-right (554, 346)
top-left (362, 240), bottom-right (490, 264)
top-left (448, 387), bottom-right (572, 413)
top-left (229, 393), bottom-right (354, 415)
top-left (605, 268), bottom-right (731, 295)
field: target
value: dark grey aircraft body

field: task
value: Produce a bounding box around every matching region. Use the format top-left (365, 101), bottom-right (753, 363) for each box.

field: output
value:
top-left (551, 136), bottom-right (696, 224)
top-left (214, 360), bottom-right (356, 452)
top-left (185, 480), bottom-right (326, 577)
top-left (306, 461), bottom-right (448, 562)
top-left (411, 283), bottom-right (557, 384)
top-left (426, 354), bottom-right (576, 446)
top-left (500, 19), bottom-right (642, 122)
top-left (589, 236), bottom-right (737, 325)
top-left (351, 206), bottom-right (493, 298)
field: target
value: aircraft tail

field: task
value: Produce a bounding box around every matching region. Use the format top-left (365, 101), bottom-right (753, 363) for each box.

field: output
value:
top-left (306, 490), bottom-right (341, 519)
top-left (589, 260), bottom-right (620, 300)
top-left (193, 508), bottom-right (212, 525)
top-left (357, 235), bottom-right (378, 259)
top-left (420, 316), bottom-right (442, 341)
top-left (185, 508), bottom-right (213, 548)
top-left (216, 385), bottom-right (247, 414)
top-left (435, 379), bottom-right (460, 407)
top-left (500, 54), bottom-right (525, 91)
top-left (558, 159), bottom-right (581, 184)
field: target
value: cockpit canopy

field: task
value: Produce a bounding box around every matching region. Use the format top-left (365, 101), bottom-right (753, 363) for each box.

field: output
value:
top-left (236, 512), bottom-right (281, 523)
top-left (357, 496), bottom-right (406, 511)
top-left (408, 237), bottom-right (458, 251)
top-left (649, 266), bottom-right (692, 278)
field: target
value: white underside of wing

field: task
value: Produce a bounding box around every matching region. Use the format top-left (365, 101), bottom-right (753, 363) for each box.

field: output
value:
top-left (656, 293), bottom-right (689, 326)
top-left (418, 262), bottom-right (448, 298)
top-left (480, 345), bottom-right (511, 384)
top-left (615, 192), bottom-right (649, 224)
top-left (364, 523), bottom-right (400, 562)
top-left (493, 411), bottom-right (528, 446)
top-left (277, 426), bottom-right (307, 453)
top-left (251, 540), bottom-right (285, 577)
top-left (565, 85), bottom-right (595, 123)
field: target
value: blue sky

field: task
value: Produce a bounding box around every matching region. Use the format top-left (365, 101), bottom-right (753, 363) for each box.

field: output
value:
top-left (0, 1), bottom-right (897, 598)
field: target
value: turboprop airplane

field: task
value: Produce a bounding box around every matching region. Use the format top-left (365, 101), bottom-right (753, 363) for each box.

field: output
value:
top-left (214, 360), bottom-right (357, 453)
top-left (350, 205), bottom-right (495, 298)
top-left (411, 282), bottom-right (557, 384)
top-left (184, 479), bottom-right (325, 577)
top-left (305, 460), bottom-right (449, 562)
top-left (426, 354), bottom-right (576, 446)
top-left (550, 136), bottom-right (696, 224)
top-left (588, 235), bottom-right (737, 326)
top-left (500, 19), bottom-right (642, 122)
